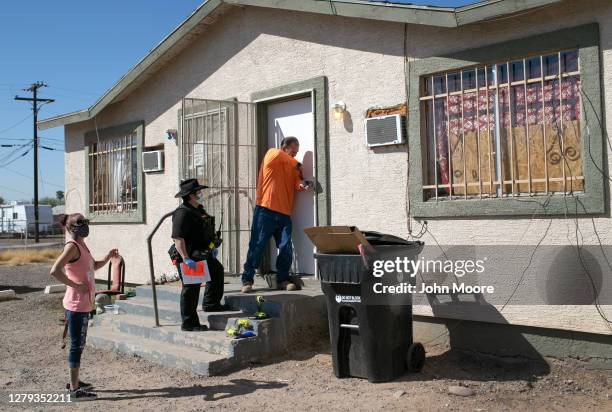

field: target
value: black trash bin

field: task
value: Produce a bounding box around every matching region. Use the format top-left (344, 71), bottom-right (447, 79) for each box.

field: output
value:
top-left (316, 232), bottom-right (425, 383)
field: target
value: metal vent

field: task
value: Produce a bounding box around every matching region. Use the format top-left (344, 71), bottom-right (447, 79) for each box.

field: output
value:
top-left (364, 114), bottom-right (405, 147)
top-left (142, 150), bottom-right (164, 173)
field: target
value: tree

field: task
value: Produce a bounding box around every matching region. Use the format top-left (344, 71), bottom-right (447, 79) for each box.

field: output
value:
top-left (0, 196), bottom-right (4, 205)
top-left (56, 190), bottom-right (65, 204)
top-left (37, 197), bottom-right (59, 207)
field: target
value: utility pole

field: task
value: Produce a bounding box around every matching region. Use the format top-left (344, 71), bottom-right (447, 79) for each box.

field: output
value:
top-left (15, 82), bottom-right (54, 243)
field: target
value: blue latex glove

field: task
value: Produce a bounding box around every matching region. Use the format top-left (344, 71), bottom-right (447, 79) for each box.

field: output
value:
top-left (184, 258), bottom-right (197, 270)
top-left (212, 249), bottom-right (218, 259)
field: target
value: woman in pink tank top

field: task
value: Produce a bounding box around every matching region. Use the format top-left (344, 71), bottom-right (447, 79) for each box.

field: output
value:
top-left (50, 213), bottom-right (118, 400)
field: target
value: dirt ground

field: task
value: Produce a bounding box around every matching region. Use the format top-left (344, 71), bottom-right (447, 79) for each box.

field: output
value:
top-left (0, 264), bottom-right (610, 411)
top-left (0, 236), bottom-right (63, 246)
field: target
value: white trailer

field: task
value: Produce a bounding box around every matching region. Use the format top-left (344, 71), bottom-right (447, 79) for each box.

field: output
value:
top-left (0, 203), bottom-right (53, 235)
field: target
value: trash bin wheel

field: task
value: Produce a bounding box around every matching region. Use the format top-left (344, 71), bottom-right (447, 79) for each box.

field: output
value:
top-left (406, 342), bottom-right (425, 373)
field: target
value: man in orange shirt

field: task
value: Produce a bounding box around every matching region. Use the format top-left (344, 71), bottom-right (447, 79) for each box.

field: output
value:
top-left (241, 137), bottom-right (310, 293)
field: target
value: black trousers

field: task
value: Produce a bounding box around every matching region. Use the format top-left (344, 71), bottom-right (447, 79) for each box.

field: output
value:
top-left (176, 257), bottom-right (225, 328)
top-left (202, 257), bottom-right (225, 310)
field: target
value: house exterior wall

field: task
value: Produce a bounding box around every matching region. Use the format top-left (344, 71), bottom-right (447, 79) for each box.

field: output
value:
top-left (63, 0), bottom-right (612, 335)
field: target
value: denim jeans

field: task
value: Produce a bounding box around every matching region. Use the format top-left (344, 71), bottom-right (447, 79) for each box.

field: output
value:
top-left (65, 310), bottom-right (89, 369)
top-left (241, 205), bottom-right (293, 285)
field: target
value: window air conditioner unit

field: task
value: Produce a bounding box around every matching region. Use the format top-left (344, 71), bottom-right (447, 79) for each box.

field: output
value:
top-left (364, 114), bottom-right (405, 147)
top-left (142, 150), bottom-right (164, 173)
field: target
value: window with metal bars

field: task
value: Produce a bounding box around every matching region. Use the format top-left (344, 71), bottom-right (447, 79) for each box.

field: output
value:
top-left (420, 49), bottom-right (582, 201)
top-left (85, 122), bottom-right (143, 221)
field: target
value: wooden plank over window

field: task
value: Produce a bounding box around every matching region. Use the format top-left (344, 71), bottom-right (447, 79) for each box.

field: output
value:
top-left (420, 50), bottom-right (583, 201)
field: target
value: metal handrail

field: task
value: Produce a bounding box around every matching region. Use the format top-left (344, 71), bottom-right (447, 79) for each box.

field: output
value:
top-left (147, 211), bottom-right (174, 327)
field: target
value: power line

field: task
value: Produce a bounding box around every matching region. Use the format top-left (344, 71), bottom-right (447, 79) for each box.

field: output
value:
top-left (0, 138), bottom-right (32, 142)
top-left (0, 183), bottom-right (31, 197)
top-left (0, 113), bottom-right (32, 135)
top-left (40, 145), bottom-right (63, 152)
top-left (0, 143), bottom-right (31, 164)
top-left (40, 136), bottom-right (64, 143)
top-left (0, 147), bottom-right (32, 168)
top-left (2, 166), bottom-right (63, 189)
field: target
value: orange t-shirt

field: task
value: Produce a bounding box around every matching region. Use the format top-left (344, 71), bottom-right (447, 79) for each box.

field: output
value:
top-left (256, 148), bottom-right (302, 216)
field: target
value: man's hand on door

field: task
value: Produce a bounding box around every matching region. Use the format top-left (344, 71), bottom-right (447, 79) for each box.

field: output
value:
top-left (298, 180), bottom-right (314, 192)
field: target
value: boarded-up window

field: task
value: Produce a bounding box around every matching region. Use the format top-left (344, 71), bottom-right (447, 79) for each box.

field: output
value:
top-left (421, 50), bottom-right (582, 200)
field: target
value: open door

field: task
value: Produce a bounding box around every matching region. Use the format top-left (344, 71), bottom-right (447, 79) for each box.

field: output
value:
top-left (266, 96), bottom-right (316, 276)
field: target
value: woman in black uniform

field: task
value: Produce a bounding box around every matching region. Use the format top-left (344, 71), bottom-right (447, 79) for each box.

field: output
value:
top-left (171, 179), bottom-right (227, 331)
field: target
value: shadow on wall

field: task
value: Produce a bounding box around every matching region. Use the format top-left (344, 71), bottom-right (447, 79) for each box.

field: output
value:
top-left (425, 299), bottom-right (551, 379)
top-left (411, 315), bottom-right (552, 383)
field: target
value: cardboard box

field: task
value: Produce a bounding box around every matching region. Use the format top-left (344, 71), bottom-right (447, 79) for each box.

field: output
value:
top-left (304, 226), bottom-right (372, 254)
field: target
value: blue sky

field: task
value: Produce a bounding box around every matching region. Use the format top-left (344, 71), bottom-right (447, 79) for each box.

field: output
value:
top-left (0, 0), bottom-right (474, 202)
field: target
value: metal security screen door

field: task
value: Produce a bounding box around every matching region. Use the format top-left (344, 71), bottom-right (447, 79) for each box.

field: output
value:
top-left (179, 98), bottom-right (257, 275)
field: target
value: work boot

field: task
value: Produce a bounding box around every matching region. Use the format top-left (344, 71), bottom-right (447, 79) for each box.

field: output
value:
top-left (203, 304), bottom-right (231, 312)
top-left (241, 282), bottom-right (253, 293)
top-left (278, 281), bottom-right (297, 291)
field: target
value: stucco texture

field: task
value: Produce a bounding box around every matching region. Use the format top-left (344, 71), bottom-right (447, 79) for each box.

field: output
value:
top-left (63, 1), bottom-right (612, 334)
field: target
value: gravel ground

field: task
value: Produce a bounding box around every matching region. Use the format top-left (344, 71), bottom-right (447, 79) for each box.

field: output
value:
top-left (0, 264), bottom-right (611, 411)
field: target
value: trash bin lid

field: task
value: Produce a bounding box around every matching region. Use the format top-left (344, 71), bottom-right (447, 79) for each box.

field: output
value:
top-left (361, 231), bottom-right (420, 246)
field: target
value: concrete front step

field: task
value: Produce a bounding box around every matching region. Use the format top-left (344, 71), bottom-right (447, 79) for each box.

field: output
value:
top-left (88, 323), bottom-right (232, 376)
top-left (115, 297), bottom-right (247, 330)
top-left (96, 314), bottom-right (235, 355)
top-left (96, 313), bottom-right (276, 357)
top-left (88, 282), bottom-right (326, 376)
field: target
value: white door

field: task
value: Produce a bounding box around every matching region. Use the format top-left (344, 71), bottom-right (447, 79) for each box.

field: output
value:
top-left (266, 96), bottom-right (316, 275)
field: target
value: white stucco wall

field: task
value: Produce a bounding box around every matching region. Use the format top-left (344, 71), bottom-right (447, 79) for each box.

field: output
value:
top-left (63, 1), bottom-right (612, 334)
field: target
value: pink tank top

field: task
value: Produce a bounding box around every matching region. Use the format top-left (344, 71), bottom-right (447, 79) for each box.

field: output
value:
top-left (63, 241), bottom-right (95, 312)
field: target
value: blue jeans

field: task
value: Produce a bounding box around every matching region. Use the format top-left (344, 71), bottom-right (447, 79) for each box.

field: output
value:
top-left (65, 310), bottom-right (89, 369)
top-left (241, 206), bottom-right (293, 285)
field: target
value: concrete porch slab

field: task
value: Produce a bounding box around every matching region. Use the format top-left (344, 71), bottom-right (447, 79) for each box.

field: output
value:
top-left (88, 276), bottom-right (328, 376)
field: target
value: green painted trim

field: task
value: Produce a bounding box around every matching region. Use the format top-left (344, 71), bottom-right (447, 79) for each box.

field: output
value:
top-left (251, 76), bottom-right (330, 226)
top-left (38, 109), bottom-right (89, 131)
top-left (407, 23), bottom-right (604, 218)
top-left (454, 0), bottom-right (562, 26)
top-left (38, 0), bottom-right (564, 130)
top-left (226, 0), bottom-right (457, 27)
top-left (84, 121), bottom-right (145, 224)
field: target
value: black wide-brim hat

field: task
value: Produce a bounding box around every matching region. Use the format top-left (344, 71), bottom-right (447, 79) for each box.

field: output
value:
top-left (174, 178), bottom-right (209, 198)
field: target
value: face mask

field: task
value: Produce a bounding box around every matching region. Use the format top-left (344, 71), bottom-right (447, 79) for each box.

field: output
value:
top-left (197, 192), bottom-right (205, 205)
top-left (73, 224), bottom-right (89, 238)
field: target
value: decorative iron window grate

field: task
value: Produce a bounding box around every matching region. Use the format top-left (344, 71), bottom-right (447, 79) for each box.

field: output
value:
top-left (88, 132), bottom-right (138, 213)
top-left (180, 99), bottom-right (258, 275)
top-left (420, 50), bottom-right (583, 201)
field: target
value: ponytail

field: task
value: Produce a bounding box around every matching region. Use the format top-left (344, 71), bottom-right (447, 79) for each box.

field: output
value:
top-left (59, 213), bottom-right (82, 232)
top-left (58, 214), bottom-right (69, 228)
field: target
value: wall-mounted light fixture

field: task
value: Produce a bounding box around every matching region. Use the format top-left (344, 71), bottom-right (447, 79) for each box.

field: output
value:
top-left (331, 101), bottom-right (346, 121)
top-left (166, 129), bottom-right (178, 140)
